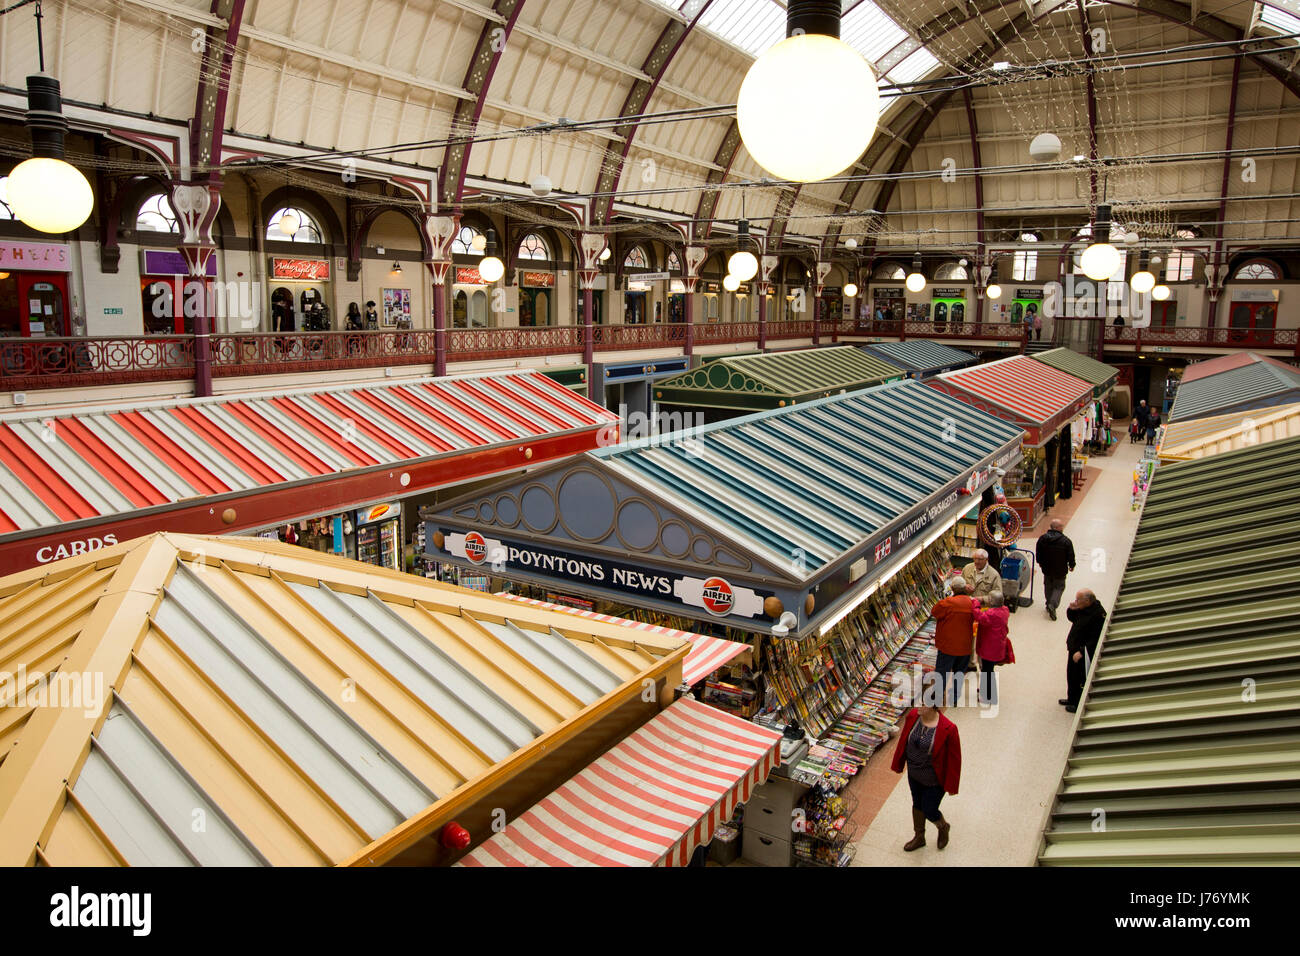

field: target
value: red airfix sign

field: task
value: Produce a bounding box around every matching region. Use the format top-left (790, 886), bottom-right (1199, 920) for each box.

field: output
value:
top-left (464, 532), bottom-right (488, 564)
top-left (700, 577), bottom-right (735, 616)
top-left (271, 258), bottom-right (331, 281)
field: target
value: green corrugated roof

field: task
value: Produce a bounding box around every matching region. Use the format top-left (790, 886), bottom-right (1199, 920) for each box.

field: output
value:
top-left (654, 346), bottom-right (904, 411)
top-left (1038, 435), bottom-right (1300, 866)
top-left (857, 340), bottom-right (977, 375)
top-left (1029, 348), bottom-right (1119, 398)
top-left (1168, 359), bottom-right (1300, 423)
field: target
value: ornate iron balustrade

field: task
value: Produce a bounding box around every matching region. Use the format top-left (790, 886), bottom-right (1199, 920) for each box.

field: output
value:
top-left (0, 335), bottom-right (196, 390)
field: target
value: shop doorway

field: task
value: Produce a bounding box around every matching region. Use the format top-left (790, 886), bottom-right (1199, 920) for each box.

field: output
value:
top-left (623, 291), bottom-right (646, 324)
top-left (668, 293), bottom-right (684, 323)
top-left (1228, 301), bottom-right (1276, 345)
top-left (270, 287), bottom-right (295, 332)
top-left (520, 288), bottom-right (550, 326)
top-left (141, 278), bottom-right (192, 334)
top-left (1, 274), bottom-right (70, 338)
top-left (0, 272), bottom-right (22, 336)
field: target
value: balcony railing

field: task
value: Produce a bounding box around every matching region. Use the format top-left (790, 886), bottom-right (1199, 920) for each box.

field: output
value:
top-left (0, 335), bottom-right (195, 391)
top-left (2, 318), bottom-right (1294, 393)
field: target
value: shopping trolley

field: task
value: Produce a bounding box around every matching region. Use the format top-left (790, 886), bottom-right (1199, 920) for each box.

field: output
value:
top-left (999, 548), bottom-right (1035, 612)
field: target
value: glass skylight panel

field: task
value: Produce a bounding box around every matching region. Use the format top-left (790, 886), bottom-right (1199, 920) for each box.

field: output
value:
top-left (697, 0), bottom-right (787, 57)
top-left (1260, 3), bottom-right (1300, 33)
top-left (840, 2), bottom-right (908, 65)
top-left (887, 48), bottom-right (940, 86)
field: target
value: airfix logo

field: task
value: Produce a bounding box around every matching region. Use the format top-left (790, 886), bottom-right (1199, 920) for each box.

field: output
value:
top-left (464, 532), bottom-right (488, 564)
top-left (700, 576), bottom-right (734, 616)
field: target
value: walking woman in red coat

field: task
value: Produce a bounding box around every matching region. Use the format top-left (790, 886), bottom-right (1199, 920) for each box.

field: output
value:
top-left (890, 703), bottom-right (962, 851)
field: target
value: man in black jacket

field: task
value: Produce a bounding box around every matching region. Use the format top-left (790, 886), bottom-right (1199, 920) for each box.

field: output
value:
top-left (1035, 517), bottom-right (1076, 620)
top-left (1060, 589), bottom-right (1107, 713)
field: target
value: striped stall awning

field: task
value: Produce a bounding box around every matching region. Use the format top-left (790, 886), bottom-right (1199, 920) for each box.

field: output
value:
top-left (929, 355), bottom-right (1093, 445)
top-left (0, 371), bottom-right (616, 572)
top-left (456, 697), bottom-right (781, 867)
top-left (497, 594), bottom-right (751, 685)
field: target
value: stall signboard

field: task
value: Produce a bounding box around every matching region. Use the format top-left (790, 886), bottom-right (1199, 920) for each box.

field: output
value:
top-left (0, 241), bottom-right (70, 272)
top-left (142, 250), bottom-right (218, 277)
top-left (357, 501), bottom-right (401, 526)
top-left (432, 529), bottom-right (776, 622)
top-left (705, 281), bottom-right (720, 293)
top-left (821, 286), bottom-right (842, 297)
top-left (456, 267), bottom-right (484, 285)
top-left (933, 288), bottom-right (966, 299)
top-left (628, 271), bottom-right (669, 282)
top-left (1016, 288), bottom-right (1044, 300)
top-left (271, 258), bottom-right (330, 281)
top-left (1230, 289), bottom-right (1279, 302)
top-left (522, 272), bottom-right (555, 287)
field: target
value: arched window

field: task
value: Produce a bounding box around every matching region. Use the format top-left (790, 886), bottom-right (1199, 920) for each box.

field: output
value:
top-left (623, 246), bottom-right (649, 269)
top-left (267, 206), bottom-right (324, 244)
top-left (0, 177), bottom-right (14, 220)
top-left (934, 261), bottom-right (968, 281)
top-left (1234, 259), bottom-right (1281, 281)
top-left (137, 193), bottom-right (179, 233)
top-left (517, 233), bottom-right (549, 261)
top-left (667, 250), bottom-right (681, 273)
top-left (873, 261), bottom-right (906, 280)
top-left (452, 224), bottom-right (484, 255)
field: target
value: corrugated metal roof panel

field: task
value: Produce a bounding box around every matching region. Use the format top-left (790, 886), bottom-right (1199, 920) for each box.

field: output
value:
top-left (0, 534), bottom-right (689, 867)
top-left (1179, 350), bottom-right (1298, 384)
top-left (654, 346), bottom-right (903, 409)
top-left (1168, 361), bottom-right (1300, 422)
top-left (857, 340), bottom-right (978, 375)
top-left (1038, 435), bottom-right (1300, 866)
top-left (1028, 348), bottom-right (1119, 395)
top-left (933, 355), bottom-right (1094, 427)
top-left (0, 371), bottom-right (617, 555)
top-left (1159, 401), bottom-right (1300, 461)
top-left (594, 379), bottom-right (1024, 575)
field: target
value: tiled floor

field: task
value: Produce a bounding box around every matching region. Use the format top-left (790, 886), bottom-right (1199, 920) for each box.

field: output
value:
top-left (848, 440), bottom-right (1148, 867)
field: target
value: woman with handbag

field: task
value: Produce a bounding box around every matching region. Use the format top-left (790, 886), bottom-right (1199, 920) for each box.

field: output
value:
top-left (974, 593), bottom-right (1014, 706)
top-left (890, 703), bottom-right (962, 852)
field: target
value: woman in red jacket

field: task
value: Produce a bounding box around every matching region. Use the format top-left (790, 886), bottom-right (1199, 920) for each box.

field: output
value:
top-left (890, 703), bottom-right (962, 851)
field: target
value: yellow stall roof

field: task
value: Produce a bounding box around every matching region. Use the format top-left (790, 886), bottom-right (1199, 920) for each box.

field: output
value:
top-left (0, 534), bottom-right (688, 867)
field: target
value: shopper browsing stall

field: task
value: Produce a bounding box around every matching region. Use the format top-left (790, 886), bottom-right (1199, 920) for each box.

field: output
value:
top-left (890, 703), bottom-right (961, 852)
top-left (932, 579), bottom-right (978, 706)
top-left (974, 594), bottom-right (1013, 705)
top-left (962, 549), bottom-right (1003, 603)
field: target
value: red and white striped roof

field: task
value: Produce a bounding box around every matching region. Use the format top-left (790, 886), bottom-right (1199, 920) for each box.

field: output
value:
top-left (456, 697), bottom-right (781, 867)
top-left (498, 594), bottom-right (751, 685)
top-left (933, 355), bottom-right (1093, 428)
top-left (0, 371), bottom-right (613, 536)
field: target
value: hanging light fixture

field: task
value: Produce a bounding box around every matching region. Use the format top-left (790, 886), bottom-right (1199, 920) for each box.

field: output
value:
top-left (986, 283), bottom-right (1003, 299)
top-left (1130, 250), bottom-right (1155, 294)
top-left (278, 206), bottom-right (301, 237)
top-left (478, 228), bottom-right (505, 282)
top-left (1151, 284), bottom-right (1171, 301)
top-left (392, 261), bottom-right (403, 275)
top-left (905, 255), bottom-right (926, 293)
top-left (470, 232), bottom-right (487, 253)
top-left (727, 219), bottom-right (759, 281)
top-left (843, 282), bottom-right (858, 298)
top-left (598, 246), bottom-right (611, 262)
top-left (736, 1), bottom-right (879, 182)
top-left (723, 273), bottom-right (740, 292)
top-left (6, 4), bottom-right (94, 235)
top-left (1080, 203), bottom-right (1122, 280)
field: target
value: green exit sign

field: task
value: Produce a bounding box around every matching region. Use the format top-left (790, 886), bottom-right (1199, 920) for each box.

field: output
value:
top-left (103, 307), bottom-right (124, 315)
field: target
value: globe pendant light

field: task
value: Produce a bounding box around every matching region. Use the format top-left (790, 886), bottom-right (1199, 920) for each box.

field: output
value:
top-left (1151, 284), bottom-right (1170, 301)
top-left (723, 273), bottom-right (740, 292)
top-left (478, 228), bottom-right (505, 283)
top-left (8, 76), bottom-right (93, 234)
top-left (843, 282), bottom-right (858, 298)
top-left (1080, 203), bottom-right (1122, 280)
top-left (986, 284), bottom-right (1003, 299)
top-left (905, 255), bottom-right (926, 293)
top-left (737, 1), bottom-right (879, 182)
top-left (470, 232), bottom-right (487, 253)
top-left (599, 246), bottom-right (611, 262)
top-left (1130, 250), bottom-right (1156, 295)
top-left (727, 219), bottom-right (759, 281)
top-left (278, 207), bottom-right (302, 237)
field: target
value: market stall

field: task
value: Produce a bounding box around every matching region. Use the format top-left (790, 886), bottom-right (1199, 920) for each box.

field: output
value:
top-left (927, 355), bottom-right (1093, 528)
top-left (856, 340), bottom-right (978, 379)
top-left (0, 533), bottom-right (700, 867)
top-left (1167, 352), bottom-right (1300, 423)
top-left (652, 346), bottom-right (903, 421)
top-left (1038, 434), bottom-right (1300, 865)
top-left (0, 369), bottom-right (617, 575)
